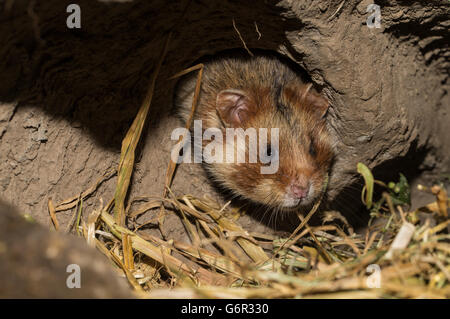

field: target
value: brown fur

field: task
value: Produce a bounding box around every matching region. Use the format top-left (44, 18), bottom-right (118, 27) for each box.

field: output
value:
top-left (175, 56), bottom-right (334, 211)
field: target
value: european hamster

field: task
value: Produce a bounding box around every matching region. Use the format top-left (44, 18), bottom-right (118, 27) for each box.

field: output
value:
top-left (174, 55), bottom-right (334, 211)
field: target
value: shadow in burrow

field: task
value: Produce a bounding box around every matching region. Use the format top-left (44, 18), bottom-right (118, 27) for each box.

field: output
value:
top-left (0, 0), bottom-right (305, 152)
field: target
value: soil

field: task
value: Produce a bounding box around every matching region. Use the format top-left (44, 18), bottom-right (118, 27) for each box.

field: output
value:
top-left (0, 200), bottom-right (133, 298)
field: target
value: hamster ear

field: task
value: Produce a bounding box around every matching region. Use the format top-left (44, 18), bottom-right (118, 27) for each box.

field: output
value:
top-left (301, 84), bottom-right (329, 118)
top-left (216, 89), bottom-right (255, 127)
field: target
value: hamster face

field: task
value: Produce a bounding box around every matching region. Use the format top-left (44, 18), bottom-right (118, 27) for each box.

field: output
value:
top-left (175, 56), bottom-right (334, 212)
top-left (205, 83), bottom-right (334, 211)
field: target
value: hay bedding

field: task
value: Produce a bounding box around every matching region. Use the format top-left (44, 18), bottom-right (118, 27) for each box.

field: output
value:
top-left (47, 36), bottom-right (450, 299)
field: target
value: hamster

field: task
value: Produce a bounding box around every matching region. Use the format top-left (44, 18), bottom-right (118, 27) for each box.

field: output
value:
top-left (174, 55), bottom-right (334, 211)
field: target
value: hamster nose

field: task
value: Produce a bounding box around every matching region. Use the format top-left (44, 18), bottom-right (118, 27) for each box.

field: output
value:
top-left (290, 182), bottom-right (310, 199)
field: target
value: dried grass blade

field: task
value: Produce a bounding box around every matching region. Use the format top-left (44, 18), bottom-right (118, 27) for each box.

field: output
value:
top-left (101, 210), bottom-right (227, 286)
top-left (55, 169), bottom-right (116, 211)
top-left (48, 198), bottom-right (59, 231)
top-left (173, 240), bottom-right (244, 279)
top-left (189, 197), bottom-right (268, 263)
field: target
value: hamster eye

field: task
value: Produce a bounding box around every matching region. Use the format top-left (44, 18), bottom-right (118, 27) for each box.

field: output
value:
top-left (309, 140), bottom-right (316, 157)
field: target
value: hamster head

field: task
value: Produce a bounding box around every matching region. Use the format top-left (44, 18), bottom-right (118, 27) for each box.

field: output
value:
top-left (204, 82), bottom-right (334, 211)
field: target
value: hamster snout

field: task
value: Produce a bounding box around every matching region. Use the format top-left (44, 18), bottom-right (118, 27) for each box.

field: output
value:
top-left (283, 173), bottom-right (318, 208)
top-left (290, 177), bottom-right (310, 200)
top-left (175, 55), bottom-right (334, 212)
